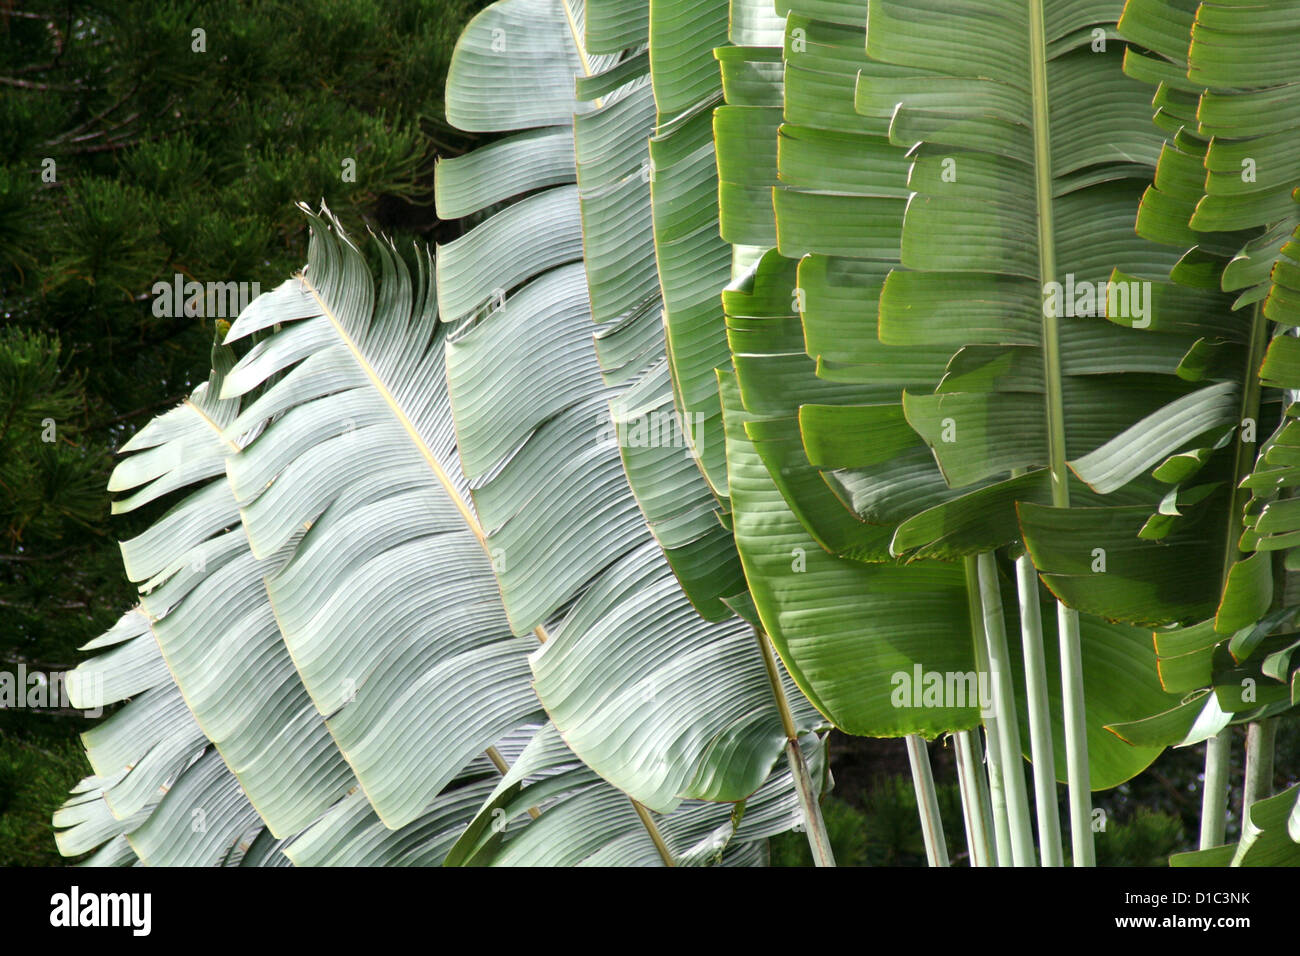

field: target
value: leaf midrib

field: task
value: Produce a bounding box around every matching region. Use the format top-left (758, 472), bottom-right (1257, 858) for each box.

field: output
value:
top-left (296, 269), bottom-right (553, 645)
top-left (1027, 0), bottom-right (1069, 508)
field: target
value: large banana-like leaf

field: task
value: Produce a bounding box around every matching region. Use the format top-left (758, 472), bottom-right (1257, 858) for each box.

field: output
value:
top-left (762, 8), bottom-right (952, 557)
top-left (1021, 0), bottom-right (1300, 747)
top-left (1107, 0), bottom-right (1300, 664)
top-left (706, 0), bottom-right (1181, 785)
top-left (228, 213), bottom-right (811, 862)
top-left (803, 1), bottom-right (1223, 564)
top-left (714, 0), bottom-right (1219, 604)
top-left (646, 0), bottom-right (735, 511)
top-left (439, 0), bottom-right (745, 622)
top-left (709, 0), bottom-right (1001, 771)
top-left (722, 249), bottom-right (1178, 782)
top-left (849, 2), bottom-right (1241, 834)
top-left (217, 232), bottom-right (546, 830)
top-left (715, 1), bottom-right (980, 740)
top-left (110, 342), bottom-right (363, 836)
top-left (445, 723), bottom-right (823, 866)
top-left (586, 0), bottom-right (749, 617)
top-left (57, 212), bottom-right (810, 866)
top-left (53, 606), bottom-right (288, 866)
top-left (721, 251), bottom-right (981, 737)
top-left (54, 326), bottom-right (501, 864)
top-left (53, 334), bottom-right (356, 862)
top-left (436, 0), bottom-right (824, 816)
top-left (1076, 0), bottom-right (1300, 862)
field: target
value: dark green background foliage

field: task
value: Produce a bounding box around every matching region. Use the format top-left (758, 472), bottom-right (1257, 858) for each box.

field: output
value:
top-left (0, 721), bottom-right (87, 866)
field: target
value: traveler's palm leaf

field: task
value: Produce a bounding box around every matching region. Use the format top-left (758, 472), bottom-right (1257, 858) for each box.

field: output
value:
top-left (1112, 0), bottom-right (1300, 685)
top-left (1069, 1), bottom-right (1300, 853)
top-left (446, 723), bottom-right (820, 865)
top-left (1032, 0), bottom-right (1300, 757)
top-left (53, 607), bottom-right (288, 866)
top-left (715, 1), bottom-right (980, 739)
top-left (56, 214), bottom-right (801, 866)
top-left (436, 0), bottom-right (824, 814)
